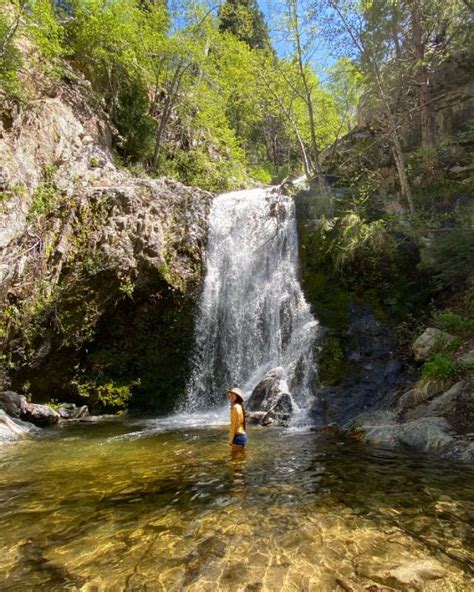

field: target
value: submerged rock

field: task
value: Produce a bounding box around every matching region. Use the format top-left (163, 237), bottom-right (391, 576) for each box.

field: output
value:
top-left (373, 559), bottom-right (446, 588)
top-left (247, 367), bottom-right (295, 426)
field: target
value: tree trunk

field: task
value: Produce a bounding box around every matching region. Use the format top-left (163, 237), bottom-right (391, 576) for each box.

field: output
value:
top-left (410, 2), bottom-right (437, 174)
top-left (291, 0), bottom-right (327, 194)
top-left (151, 64), bottom-right (185, 169)
top-left (391, 128), bottom-right (415, 214)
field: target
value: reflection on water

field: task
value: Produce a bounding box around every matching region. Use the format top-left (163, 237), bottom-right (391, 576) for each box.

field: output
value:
top-left (0, 417), bottom-right (473, 591)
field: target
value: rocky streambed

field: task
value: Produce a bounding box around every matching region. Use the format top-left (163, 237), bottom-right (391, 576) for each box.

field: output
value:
top-left (0, 416), bottom-right (473, 591)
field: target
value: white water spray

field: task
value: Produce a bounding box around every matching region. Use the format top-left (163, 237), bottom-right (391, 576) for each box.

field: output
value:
top-left (185, 187), bottom-right (320, 413)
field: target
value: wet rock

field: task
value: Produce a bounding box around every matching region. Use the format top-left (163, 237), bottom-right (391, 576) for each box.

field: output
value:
top-left (247, 367), bottom-right (288, 411)
top-left (310, 303), bottom-right (410, 427)
top-left (346, 302), bottom-right (393, 360)
top-left (0, 409), bottom-right (40, 442)
top-left (344, 411), bottom-right (400, 448)
top-left (412, 328), bottom-right (456, 361)
top-left (398, 417), bottom-right (454, 452)
top-left (57, 403), bottom-right (89, 419)
top-left (247, 367), bottom-right (294, 426)
top-left (246, 411), bottom-right (267, 425)
top-left (22, 403), bottom-right (60, 426)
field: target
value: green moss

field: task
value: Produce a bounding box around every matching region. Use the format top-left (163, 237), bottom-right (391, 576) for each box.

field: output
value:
top-left (319, 336), bottom-right (345, 384)
top-left (157, 261), bottom-right (185, 293)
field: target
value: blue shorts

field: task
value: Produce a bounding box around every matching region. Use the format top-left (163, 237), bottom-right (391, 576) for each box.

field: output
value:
top-left (232, 433), bottom-right (248, 446)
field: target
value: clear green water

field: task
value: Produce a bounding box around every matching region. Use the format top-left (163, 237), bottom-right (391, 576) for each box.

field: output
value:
top-left (0, 417), bottom-right (473, 591)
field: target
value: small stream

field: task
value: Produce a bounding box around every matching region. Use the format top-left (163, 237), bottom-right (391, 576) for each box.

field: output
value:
top-left (1, 416), bottom-right (473, 591)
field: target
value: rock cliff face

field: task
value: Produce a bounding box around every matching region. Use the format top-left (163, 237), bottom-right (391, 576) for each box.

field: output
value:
top-left (0, 75), bottom-right (213, 411)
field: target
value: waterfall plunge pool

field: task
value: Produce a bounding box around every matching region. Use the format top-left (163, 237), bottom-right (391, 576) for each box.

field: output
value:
top-left (1, 416), bottom-right (473, 591)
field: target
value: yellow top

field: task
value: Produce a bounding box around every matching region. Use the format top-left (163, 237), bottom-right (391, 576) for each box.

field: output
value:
top-left (229, 403), bottom-right (246, 444)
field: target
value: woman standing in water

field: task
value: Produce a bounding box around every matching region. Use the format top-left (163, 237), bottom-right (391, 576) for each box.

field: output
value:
top-left (227, 387), bottom-right (248, 453)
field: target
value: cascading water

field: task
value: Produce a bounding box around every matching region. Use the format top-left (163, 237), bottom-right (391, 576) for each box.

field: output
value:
top-left (185, 187), bottom-right (320, 414)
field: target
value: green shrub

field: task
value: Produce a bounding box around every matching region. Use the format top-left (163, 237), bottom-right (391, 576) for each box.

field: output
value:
top-left (73, 379), bottom-right (136, 411)
top-left (0, 10), bottom-right (23, 98)
top-left (30, 182), bottom-right (57, 216)
top-left (419, 230), bottom-right (474, 289)
top-left (249, 166), bottom-right (272, 185)
top-left (115, 78), bottom-right (156, 163)
top-left (422, 354), bottom-right (457, 380)
top-left (433, 309), bottom-right (474, 334)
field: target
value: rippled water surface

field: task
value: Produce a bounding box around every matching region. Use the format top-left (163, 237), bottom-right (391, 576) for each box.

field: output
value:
top-left (1, 416), bottom-right (473, 591)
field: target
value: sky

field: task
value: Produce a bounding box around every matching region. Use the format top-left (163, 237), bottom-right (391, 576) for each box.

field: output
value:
top-left (258, 0), bottom-right (337, 78)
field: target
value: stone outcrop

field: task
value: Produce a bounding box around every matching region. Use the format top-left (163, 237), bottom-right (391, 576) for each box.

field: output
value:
top-left (0, 74), bottom-right (213, 409)
top-left (307, 303), bottom-right (410, 426)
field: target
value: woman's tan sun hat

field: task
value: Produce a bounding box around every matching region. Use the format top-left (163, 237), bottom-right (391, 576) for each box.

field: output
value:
top-left (227, 387), bottom-right (244, 397)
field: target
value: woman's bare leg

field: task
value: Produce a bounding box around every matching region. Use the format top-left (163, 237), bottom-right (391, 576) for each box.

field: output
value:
top-left (231, 444), bottom-right (245, 456)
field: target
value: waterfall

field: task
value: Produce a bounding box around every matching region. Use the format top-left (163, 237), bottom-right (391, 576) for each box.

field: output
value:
top-left (185, 187), bottom-right (320, 412)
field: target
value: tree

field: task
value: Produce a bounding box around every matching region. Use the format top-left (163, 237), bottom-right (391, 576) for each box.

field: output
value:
top-left (323, 0), bottom-right (416, 213)
top-left (326, 57), bottom-right (363, 132)
top-left (218, 0), bottom-right (271, 50)
top-left (402, 0), bottom-right (470, 174)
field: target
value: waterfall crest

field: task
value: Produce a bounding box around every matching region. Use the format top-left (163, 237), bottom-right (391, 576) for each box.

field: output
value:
top-left (185, 187), bottom-right (320, 411)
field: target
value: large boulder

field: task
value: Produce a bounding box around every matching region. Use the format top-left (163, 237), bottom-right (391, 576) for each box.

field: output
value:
top-left (411, 328), bottom-right (456, 361)
top-left (22, 403), bottom-right (60, 427)
top-left (0, 78), bottom-right (213, 409)
top-left (0, 390), bottom-right (29, 418)
top-left (0, 390), bottom-right (59, 426)
top-left (247, 367), bottom-right (295, 426)
top-left (0, 409), bottom-right (40, 442)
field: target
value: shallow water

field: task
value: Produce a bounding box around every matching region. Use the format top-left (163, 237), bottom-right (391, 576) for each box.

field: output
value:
top-left (0, 415), bottom-right (473, 591)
